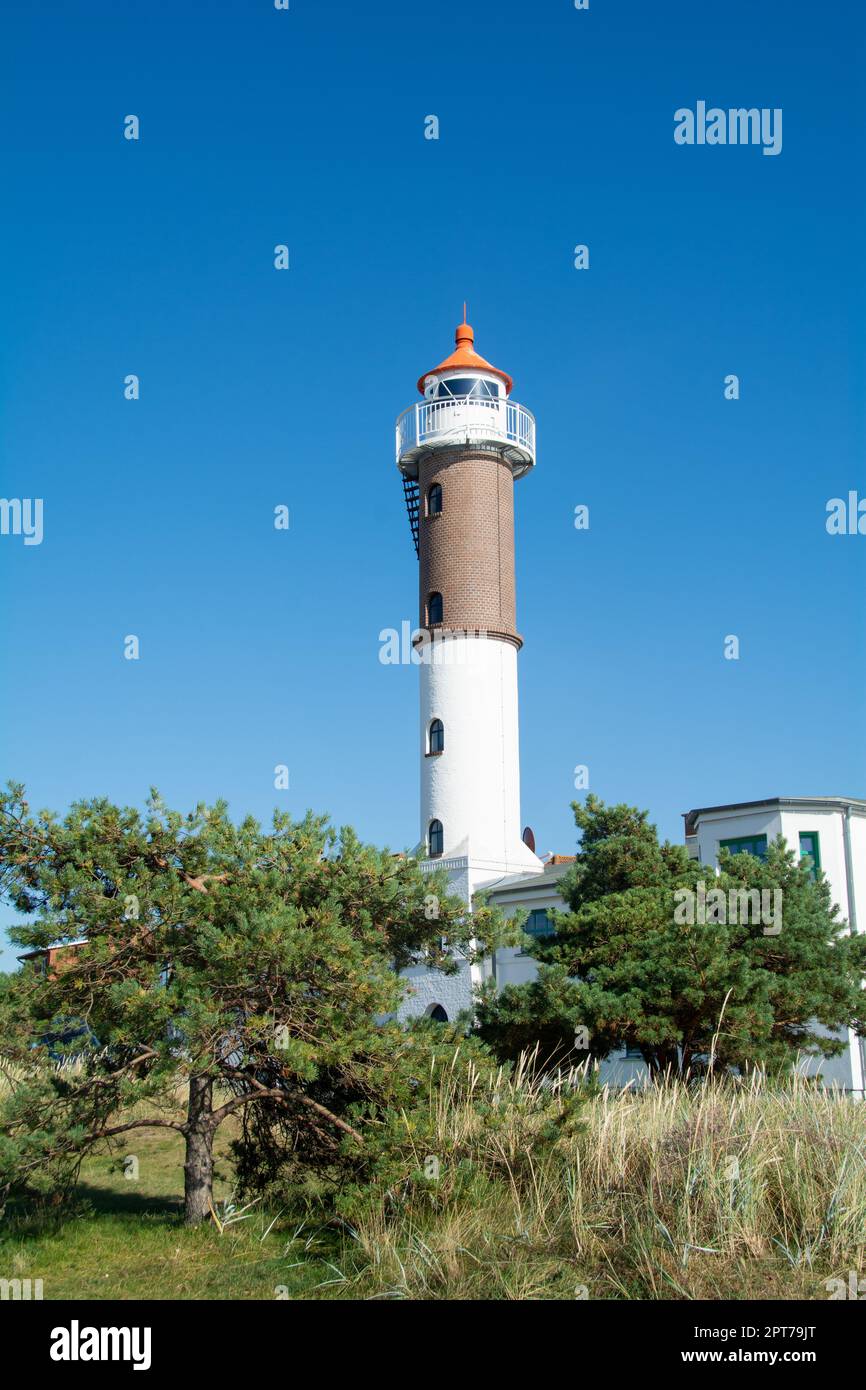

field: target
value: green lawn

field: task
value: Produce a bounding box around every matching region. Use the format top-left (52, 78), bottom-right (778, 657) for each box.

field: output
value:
top-left (0, 1126), bottom-right (336, 1301)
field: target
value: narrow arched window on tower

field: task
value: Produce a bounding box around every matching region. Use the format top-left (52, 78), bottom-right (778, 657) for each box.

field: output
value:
top-left (428, 592), bottom-right (443, 625)
top-left (428, 819), bottom-right (443, 858)
top-left (428, 718), bottom-right (444, 754)
top-left (428, 483), bottom-right (442, 516)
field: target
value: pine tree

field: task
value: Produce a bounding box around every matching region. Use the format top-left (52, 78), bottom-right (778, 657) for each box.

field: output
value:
top-left (476, 794), bottom-right (866, 1078)
top-left (0, 784), bottom-right (494, 1223)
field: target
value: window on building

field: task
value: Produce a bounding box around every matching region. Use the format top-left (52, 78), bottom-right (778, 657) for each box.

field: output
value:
top-left (799, 831), bottom-right (821, 881)
top-left (524, 909), bottom-right (555, 938)
top-left (428, 819), bottom-right (443, 858)
top-left (519, 909), bottom-right (555, 953)
top-left (428, 592), bottom-right (443, 625)
top-left (427, 1004), bottom-right (449, 1023)
top-left (611, 1037), bottom-right (644, 1059)
top-left (719, 834), bottom-right (768, 861)
top-left (428, 483), bottom-right (442, 516)
top-left (428, 718), bottom-right (444, 754)
top-left (435, 376), bottom-right (499, 401)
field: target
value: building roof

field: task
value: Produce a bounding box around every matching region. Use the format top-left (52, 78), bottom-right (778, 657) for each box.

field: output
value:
top-left (485, 858), bottom-right (574, 900)
top-left (16, 938), bottom-right (88, 962)
top-left (417, 313), bottom-right (513, 396)
top-left (683, 796), bottom-right (866, 837)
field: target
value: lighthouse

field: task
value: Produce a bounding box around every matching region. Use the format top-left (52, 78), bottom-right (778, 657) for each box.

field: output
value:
top-left (396, 314), bottom-right (544, 925)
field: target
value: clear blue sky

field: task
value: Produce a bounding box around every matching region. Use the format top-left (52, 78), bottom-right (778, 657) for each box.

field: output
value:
top-left (1, 0), bottom-right (864, 968)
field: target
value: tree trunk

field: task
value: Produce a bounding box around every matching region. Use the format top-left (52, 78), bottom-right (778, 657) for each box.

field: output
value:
top-left (183, 1075), bottom-right (215, 1226)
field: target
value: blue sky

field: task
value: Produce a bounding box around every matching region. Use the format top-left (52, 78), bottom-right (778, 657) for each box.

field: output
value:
top-left (1, 0), bottom-right (864, 968)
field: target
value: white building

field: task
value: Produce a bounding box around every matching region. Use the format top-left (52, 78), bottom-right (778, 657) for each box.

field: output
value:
top-left (683, 797), bottom-right (866, 1095)
top-left (483, 797), bottom-right (866, 1094)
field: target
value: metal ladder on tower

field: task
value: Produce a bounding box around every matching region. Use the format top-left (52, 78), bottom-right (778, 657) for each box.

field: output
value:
top-left (402, 476), bottom-right (419, 557)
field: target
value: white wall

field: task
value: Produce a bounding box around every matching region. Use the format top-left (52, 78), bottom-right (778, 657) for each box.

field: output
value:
top-left (693, 803), bottom-right (865, 1095)
top-left (491, 878), bottom-right (564, 989)
top-left (419, 636), bottom-right (542, 879)
top-left (395, 959), bottom-right (475, 1025)
top-left (849, 812), bottom-right (866, 933)
top-left (691, 808), bottom-right (783, 866)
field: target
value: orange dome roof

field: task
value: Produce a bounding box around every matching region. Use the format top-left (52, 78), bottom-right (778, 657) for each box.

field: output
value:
top-left (417, 312), bottom-right (513, 396)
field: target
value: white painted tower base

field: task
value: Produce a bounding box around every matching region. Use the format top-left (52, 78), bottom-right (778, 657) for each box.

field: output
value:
top-left (420, 635), bottom-right (543, 889)
top-left (394, 635), bottom-right (543, 1023)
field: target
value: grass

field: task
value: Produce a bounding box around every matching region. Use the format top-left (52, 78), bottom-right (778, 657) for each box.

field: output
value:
top-left (1, 1058), bottom-right (864, 1300)
top-left (0, 1122), bottom-right (335, 1300)
top-left (325, 1058), bottom-right (866, 1300)
top-left (0, 1067), bottom-right (338, 1300)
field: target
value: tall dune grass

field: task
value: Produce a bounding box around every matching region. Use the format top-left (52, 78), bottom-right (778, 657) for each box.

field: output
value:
top-left (323, 1055), bottom-right (866, 1300)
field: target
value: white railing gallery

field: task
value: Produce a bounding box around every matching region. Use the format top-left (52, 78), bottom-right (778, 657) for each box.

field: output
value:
top-left (396, 395), bottom-right (535, 465)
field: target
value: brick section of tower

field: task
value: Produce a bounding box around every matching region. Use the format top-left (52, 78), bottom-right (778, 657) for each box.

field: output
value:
top-left (418, 447), bottom-right (521, 647)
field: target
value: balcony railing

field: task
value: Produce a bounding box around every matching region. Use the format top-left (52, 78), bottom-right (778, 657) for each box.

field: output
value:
top-left (396, 395), bottom-right (536, 475)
